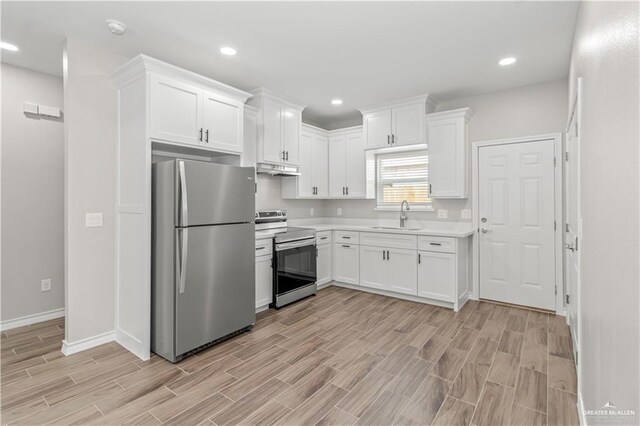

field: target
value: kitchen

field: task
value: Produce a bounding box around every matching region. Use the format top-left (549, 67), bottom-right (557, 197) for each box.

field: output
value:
top-left (1, 1), bottom-right (639, 425)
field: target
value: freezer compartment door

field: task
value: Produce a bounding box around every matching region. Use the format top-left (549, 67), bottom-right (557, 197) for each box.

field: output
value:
top-left (175, 222), bottom-right (255, 356)
top-left (178, 160), bottom-right (255, 226)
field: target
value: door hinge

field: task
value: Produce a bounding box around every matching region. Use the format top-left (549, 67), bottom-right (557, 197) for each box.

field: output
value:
top-left (566, 294), bottom-right (570, 304)
top-left (565, 223), bottom-right (570, 232)
top-left (555, 285), bottom-right (558, 295)
top-left (565, 152), bottom-right (569, 162)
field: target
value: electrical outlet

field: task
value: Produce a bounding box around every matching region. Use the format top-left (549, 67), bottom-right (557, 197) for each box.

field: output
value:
top-left (41, 279), bottom-right (51, 292)
top-left (85, 212), bottom-right (103, 227)
top-left (337, 208), bottom-right (343, 216)
top-left (438, 209), bottom-right (448, 219)
top-left (310, 208), bottom-right (315, 216)
top-left (460, 209), bottom-right (472, 219)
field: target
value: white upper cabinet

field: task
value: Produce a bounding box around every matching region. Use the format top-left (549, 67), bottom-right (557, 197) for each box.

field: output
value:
top-left (328, 127), bottom-right (365, 198)
top-left (359, 95), bottom-right (434, 148)
top-left (248, 88), bottom-right (305, 167)
top-left (148, 70), bottom-right (249, 154)
top-left (150, 75), bottom-right (202, 146)
top-left (202, 91), bottom-right (243, 152)
top-left (426, 108), bottom-right (473, 199)
top-left (282, 125), bottom-right (328, 199)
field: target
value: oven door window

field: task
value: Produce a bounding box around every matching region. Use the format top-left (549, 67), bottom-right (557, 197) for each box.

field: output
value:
top-left (275, 243), bottom-right (317, 295)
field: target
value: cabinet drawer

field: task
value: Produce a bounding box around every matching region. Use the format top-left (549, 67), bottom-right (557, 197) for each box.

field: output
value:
top-left (316, 231), bottom-right (332, 245)
top-left (334, 230), bottom-right (359, 244)
top-left (360, 232), bottom-right (417, 250)
top-left (255, 239), bottom-right (273, 257)
top-left (417, 236), bottom-right (456, 253)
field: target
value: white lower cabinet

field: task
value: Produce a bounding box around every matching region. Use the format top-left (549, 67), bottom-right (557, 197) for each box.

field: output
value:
top-left (360, 246), bottom-right (417, 295)
top-left (316, 243), bottom-right (332, 286)
top-left (387, 249), bottom-right (418, 295)
top-left (417, 251), bottom-right (455, 302)
top-left (333, 242), bottom-right (359, 285)
top-left (255, 239), bottom-right (273, 309)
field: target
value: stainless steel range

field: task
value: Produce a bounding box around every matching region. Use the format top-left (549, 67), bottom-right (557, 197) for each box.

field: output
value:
top-left (255, 210), bottom-right (317, 308)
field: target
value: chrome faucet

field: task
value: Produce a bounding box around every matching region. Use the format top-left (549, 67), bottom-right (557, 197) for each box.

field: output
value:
top-left (400, 200), bottom-right (410, 228)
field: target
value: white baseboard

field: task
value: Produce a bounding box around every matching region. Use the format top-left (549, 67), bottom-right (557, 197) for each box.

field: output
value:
top-left (62, 330), bottom-right (115, 356)
top-left (317, 281), bottom-right (333, 290)
top-left (116, 328), bottom-right (150, 361)
top-left (0, 308), bottom-right (65, 332)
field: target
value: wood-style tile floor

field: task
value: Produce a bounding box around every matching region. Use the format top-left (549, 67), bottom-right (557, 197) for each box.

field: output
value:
top-left (1, 285), bottom-right (580, 425)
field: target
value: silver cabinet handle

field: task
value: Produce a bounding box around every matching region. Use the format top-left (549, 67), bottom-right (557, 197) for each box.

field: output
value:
top-left (282, 150), bottom-right (286, 160)
top-left (205, 129), bottom-right (209, 143)
top-left (178, 228), bottom-right (188, 294)
top-left (286, 151), bottom-right (289, 161)
top-left (387, 135), bottom-right (390, 145)
top-left (429, 184), bottom-right (432, 194)
top-left (199, 128), bottom-right (203, 141)
top-left (387, 250), bottom-right (390, 259)
top-left (418, 253), bottom-right (421, 264)
top-left (392, 134), bottom-right (395, 144)
top-left (346, 187), bottom-right (349, 195)
top-left (430, 242), bottom-right (442, 246)
top-left (342, 244), bottom-right (351, 248)
top-left (320, 237), bottom-right (328, 240)
top-left (178, 161), bottom-right (188, 227)
top-left (342, 187), bottom-right (345, 195)
top-left (256, 246), bottom-right (266, 251)
top-left (383, 250), bottom-right (386, 260)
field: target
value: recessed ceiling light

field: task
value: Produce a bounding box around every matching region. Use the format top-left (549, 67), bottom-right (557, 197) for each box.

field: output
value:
top-left (220, 47), bottom-right (237, 56)
top-left (0, 41), bottom-right (19, 52)
top-left (331, 99), bottom-right (343, 105)
top-left (499, 57), bottom-right (517, 66)
top-left (105, 19), bottom-right (126, 36)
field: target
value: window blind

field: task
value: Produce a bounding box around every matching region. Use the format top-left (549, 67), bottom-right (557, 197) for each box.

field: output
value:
top-left (376, 150), bottom-right (430, 206)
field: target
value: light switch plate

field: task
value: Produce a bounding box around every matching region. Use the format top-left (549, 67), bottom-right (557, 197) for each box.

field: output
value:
top-left (337, 208), bottom-right (343, 216)
top-left (438, 209), bottom-right (448, 219)
top-left (85, 212), bottom-right (103, 227)
top-left (38, 105), bottom-right (61, 118)
top-left (460, 209), bottom-right (472, 219)
top-left (23, 102), bottom-right (38, 114)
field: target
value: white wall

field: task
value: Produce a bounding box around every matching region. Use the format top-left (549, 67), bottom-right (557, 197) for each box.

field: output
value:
top-left (256, 175), bottom-right (327, 219)
top-left (323, 79), bottom-right (568, 221)
top-left (1, 64), bottom-right (64, 322)
top-left (568, 1), bottom-right (639, 421)
top-left (63, 39), bottom-right (128, 344)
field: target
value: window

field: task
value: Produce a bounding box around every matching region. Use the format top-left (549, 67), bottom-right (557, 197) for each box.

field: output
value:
top-left (376, 150), bottom-right (431, 209)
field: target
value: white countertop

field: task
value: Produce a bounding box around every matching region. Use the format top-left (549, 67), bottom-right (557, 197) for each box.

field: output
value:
top-left (256, 218), bottom-right (475, 239)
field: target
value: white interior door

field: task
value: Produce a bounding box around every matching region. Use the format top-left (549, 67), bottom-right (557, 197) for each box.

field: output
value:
top-left (565, 83), bottom-right (581, 357)
top-left (479, 140), bottom-right (556, 310)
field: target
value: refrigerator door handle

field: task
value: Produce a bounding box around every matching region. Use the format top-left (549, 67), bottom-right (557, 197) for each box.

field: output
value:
top-left (178, 228), bottom-right (188, 294)
top-left (178, 160), bottom-right (189, 227)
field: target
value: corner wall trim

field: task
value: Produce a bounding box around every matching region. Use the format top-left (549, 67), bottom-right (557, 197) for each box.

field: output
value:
top-left (61, 330), bottom-right (116, 356)
top-left (578, 389), bottom-right (587, 426)
top-left (0, 308), bottom-right (65, 332)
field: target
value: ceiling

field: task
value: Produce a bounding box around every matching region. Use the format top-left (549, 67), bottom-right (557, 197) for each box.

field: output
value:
top-left (1, 1), bottom-right (578, 128)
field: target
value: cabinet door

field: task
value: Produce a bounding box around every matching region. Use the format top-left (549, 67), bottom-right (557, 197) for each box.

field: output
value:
top-left (312, 135), bottom-right (329, 197)
top-left (387, 248), bottom-right (418, 295)
top-left (345, 132), bottom-right (366, 198)
top-left (317, 243), bottom-right (332, 285)
top-left (333, 243), bottom-right (359, 285)
top-left (363, 109), bottom-right (392, 148)
top-left (262, 99), bottom-right (284, 164)
top-left (417, 251), bottom-right (455, 302)
top-left (150, 74), bottom-right (202, 145)
top-left (329, 136), bottom-right (347, 198)
top-left (428, 117), bottom-right (467, 198)
top-left (283, 107), bottom-right (301, 165)
top-left (392, 103), bottom-right (424, 146)
top-left (202, 91), bottom-right (243, 153)
top-left (297, 130), bottom-right (314, 197)
top-left (255, 255), bottom-right (273, 309)
top-left (359, 246), bottom-right (387, 290)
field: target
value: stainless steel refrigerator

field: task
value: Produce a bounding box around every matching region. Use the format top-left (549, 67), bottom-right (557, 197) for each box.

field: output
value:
top-left (152, 159), bottom-right (256, 362)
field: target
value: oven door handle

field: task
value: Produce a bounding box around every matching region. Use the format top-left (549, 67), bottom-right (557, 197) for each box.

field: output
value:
top-left (276, 238), bottom-right (316, 251)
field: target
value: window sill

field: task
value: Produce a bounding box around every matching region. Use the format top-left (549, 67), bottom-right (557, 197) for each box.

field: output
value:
top-left (374, 205), bottom-right (435, 212)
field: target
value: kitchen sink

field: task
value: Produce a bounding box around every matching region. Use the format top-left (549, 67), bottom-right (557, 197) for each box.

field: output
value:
top-left (370, 226), bottom-right (422, 231)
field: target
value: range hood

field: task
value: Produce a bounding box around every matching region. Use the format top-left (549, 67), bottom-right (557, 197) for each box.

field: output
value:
top-left (256, 163), bottom-right (300, 176)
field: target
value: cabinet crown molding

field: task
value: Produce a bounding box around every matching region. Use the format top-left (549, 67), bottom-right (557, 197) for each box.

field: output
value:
top-left (248, 87), bottom-right (306, 111)
top-left (426, 107), bottom-right (474, 123)
top-left (357, 94), bottom-right (436, 115)
top-left (110, 54), bottom-right (252, 102)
